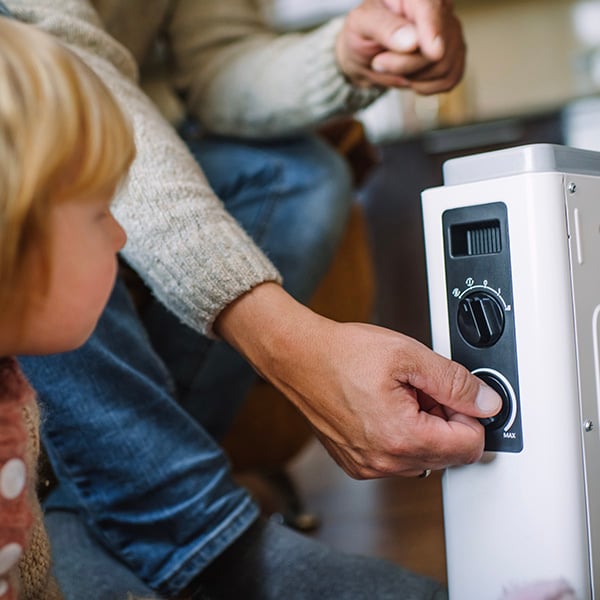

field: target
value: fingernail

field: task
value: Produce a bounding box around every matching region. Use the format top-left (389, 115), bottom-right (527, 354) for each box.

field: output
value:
top-left (476, 384), bottom-right (502, 415)
top-left (431, 35), bottom-right (444, 56)
top-left (371, 60), bottom-right (386, 73)
top-left (391, 25), bottom-right (418, 52)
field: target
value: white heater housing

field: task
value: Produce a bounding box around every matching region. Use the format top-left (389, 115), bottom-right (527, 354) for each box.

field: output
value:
top-left (422, 144), bottom-right (600, 599)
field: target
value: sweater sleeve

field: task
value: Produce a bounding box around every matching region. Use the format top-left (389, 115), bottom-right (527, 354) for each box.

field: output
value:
top-left (7, 0), bottom-right (281, 336)
top-left (168, 0), bottom-right (384, 137)
top-left (0, 359), bottom-right (35, 600)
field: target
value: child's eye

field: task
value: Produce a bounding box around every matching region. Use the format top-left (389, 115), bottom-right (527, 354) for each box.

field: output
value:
top-left (95, 207), bottom-right (111, 221)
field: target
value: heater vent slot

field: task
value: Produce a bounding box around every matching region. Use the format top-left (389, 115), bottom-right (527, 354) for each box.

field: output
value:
top-left (450, 219), bottom-right (501, 257)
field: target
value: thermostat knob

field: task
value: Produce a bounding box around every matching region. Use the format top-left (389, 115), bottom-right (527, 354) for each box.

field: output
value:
top-left (473, 370), bottom-right (513, 430)
top-left (457, 291), bottom-right (505, 347)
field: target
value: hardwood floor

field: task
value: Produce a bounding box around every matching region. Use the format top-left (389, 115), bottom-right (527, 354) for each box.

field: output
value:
top-left (288, 440), bottom-right (448, 586)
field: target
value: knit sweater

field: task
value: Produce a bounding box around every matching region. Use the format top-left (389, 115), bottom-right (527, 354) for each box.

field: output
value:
top-left (0, 358), bottom-right (62, 600)
top-left (7, 0), bottom-right (382, 336)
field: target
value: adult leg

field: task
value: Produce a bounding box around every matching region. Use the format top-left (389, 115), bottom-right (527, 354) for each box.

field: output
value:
top-left (19, 278), bottom-right (259, 597)
top-left (142, 132), bottom-right (353, 439)
top-left (45, 511), bottom-right (161, 600)
top-left (188, 518), bottom-right (448, 600)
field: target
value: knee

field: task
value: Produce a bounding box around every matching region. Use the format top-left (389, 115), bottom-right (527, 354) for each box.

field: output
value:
top-left (297, 136), bottom-right (354, 223)
top-left (267, 136), bottom-right (356, 300)
top-left (278, 136), bottom-right (354, 245)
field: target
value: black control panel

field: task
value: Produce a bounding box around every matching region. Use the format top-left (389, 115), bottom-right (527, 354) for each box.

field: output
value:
top-left (443, 202), bottom-right (523, 452)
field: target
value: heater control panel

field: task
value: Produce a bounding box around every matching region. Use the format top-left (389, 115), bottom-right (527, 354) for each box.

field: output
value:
top-left (442, 202), bottom-right (523, 452)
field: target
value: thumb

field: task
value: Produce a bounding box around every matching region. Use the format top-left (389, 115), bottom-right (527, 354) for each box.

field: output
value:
top-left (387, 23), bottom-right (419, 53)
top-left (409, 0), bottom-right (446, 60)
top-left (384, 0), bottom-right (446, 60)
top-left (408, 345), bottom-right (502, 418)
top-left (351, 3), bottom-right (419, 54)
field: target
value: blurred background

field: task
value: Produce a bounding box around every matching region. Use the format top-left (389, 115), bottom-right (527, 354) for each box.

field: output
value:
top-left (259, 0), bottom-right (600, 345)
top-left (263, 0), bottom-right (600, 142)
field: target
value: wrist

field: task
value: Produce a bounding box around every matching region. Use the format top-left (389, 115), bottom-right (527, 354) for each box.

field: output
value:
top-left (335, 29), bottom-right (370, 88)
top-left (214, 282), bottom-right (327, 382)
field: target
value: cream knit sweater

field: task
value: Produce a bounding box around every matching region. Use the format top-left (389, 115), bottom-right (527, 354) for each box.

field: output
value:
top-left (7, 0), bottom-right (382, 336)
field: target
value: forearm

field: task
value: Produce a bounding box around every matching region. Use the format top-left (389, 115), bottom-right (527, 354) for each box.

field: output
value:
top-left (169, 1), bottom-right (383, 137)
top-left (215, 282), bottom-right (327, 383)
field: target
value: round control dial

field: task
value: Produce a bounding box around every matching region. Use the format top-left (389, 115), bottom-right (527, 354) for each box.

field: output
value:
top-left (457, 291), bottom-right (505, 347)
top-left (472, 368), bottom-right (516, 431)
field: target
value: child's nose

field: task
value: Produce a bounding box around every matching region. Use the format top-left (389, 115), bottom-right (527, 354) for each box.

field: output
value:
top-left (112, 216), bottom-right (127, 251)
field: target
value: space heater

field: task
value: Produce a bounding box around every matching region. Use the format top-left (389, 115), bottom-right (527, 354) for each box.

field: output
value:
top-left (422, 144), bottom-right (600, 599)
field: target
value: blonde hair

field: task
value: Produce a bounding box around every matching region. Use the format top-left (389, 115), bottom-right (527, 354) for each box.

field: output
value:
top-left (0, 16), bottom-right (135, 309)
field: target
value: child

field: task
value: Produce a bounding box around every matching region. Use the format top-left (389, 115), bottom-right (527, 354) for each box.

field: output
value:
top-left (0, 15), bottom-right (135, 599)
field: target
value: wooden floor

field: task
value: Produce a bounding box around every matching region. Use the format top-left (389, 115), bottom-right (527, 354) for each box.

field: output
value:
top-left (288, 440), bottom-right (448, 586)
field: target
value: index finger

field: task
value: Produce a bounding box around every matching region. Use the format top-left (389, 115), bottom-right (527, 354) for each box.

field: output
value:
top-left (412, 409), bottom-right (485, 467)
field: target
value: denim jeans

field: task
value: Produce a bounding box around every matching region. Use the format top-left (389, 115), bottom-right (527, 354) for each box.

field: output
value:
top-left (19, 132), bottom-right (353, 598)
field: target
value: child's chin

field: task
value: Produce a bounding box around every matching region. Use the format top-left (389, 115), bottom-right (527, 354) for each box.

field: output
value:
top-left (51, 324), bottom-right (97, 354)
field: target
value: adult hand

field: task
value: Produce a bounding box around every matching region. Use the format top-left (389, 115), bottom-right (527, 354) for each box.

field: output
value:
top-left (336, 0), bottom-right (466, 95)
top-left (216, 283), bottom-right (501, 479)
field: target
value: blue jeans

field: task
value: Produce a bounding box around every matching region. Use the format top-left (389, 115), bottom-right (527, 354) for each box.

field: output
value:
top-left (19, 133), bottom-right (352, 598)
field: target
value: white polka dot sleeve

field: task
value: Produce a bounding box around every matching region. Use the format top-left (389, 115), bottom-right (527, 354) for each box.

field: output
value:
top-left (0, 358), bottom-right (33, 600)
